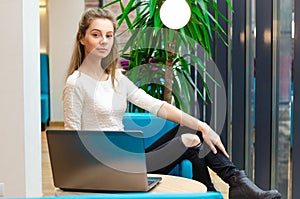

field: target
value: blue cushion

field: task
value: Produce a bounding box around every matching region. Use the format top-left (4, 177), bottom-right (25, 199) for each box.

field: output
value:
top-left (20, 192), bottom-right (223, 199)
top-left (40, 53), bottom-right (49, 94)
top-left (40, 53), bottom-right (50, 126)
top-left (41, 94), bottom-right (50, 123)
top-left (123, 113), bottom-right (178, 148)
top-left (122, 113), bottom-right (193, 178)
top-left (179, 159), bottom-right (193, 179)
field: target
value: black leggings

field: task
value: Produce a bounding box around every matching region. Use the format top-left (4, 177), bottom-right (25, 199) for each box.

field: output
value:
top-left (145, 125), bottom-right (237, 191)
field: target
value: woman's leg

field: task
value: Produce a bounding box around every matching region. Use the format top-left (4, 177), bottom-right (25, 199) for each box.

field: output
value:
top-left (146, 135), bottom-right (188, 174)
top-left (145, 125), bottom-right (217, 191)
top-left (204, 148), bottom-right (237, 182)
top-left (187, 147), bottom-right (217, 191)
top-left (204, 147), bottom-right (281, 199)
top-left (145, 125), bottom-right (179, 152)
top-left (174, 126), bottom-right (281, 198)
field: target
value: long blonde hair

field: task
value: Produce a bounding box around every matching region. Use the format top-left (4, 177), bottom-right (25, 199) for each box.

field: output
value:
top-left (66, 8), bottom-right (119, 87)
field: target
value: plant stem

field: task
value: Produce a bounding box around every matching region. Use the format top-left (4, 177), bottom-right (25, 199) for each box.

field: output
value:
top-left (163, 56), bottom-right (173, 103)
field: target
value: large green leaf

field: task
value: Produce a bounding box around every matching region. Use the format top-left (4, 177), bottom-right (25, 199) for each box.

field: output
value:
top-left (117, 0), bottom-right (136, 26)
top-left (197, 0), bottom-right (212, 38)
top-left (149, 0), bottom-right (157, 18)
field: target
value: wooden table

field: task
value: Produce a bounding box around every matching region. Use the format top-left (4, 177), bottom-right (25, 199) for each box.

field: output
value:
top-left (147, 174), bottom-right (206, 193)
top-left (55, 174), bottom-right (207, 195)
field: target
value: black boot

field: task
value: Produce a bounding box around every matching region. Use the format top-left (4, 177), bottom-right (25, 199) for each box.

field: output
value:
top-left (228, 170), bottom-right (281, 199)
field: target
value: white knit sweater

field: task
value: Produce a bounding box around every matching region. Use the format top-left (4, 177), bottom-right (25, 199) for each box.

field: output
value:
top-left (63, 70), bottom-right (165, 130)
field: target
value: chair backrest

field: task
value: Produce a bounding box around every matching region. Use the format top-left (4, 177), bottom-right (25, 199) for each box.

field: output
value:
top-left (40, 53), bottom-right (49, 94)
top-left (123, 112), bottom-right (178, 148)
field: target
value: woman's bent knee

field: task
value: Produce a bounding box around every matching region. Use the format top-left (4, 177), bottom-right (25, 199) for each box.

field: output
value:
top-left (181, 134), bottom-right (200, 147)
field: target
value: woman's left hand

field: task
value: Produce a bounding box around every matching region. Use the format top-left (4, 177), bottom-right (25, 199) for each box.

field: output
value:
top-left (200, 123), bottom-right (229, 158)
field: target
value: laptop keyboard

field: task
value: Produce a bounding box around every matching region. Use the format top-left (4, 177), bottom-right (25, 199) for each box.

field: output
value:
top-left (147, 176), bottom-right (162, 187)
top-left (148, 179), bottom-right (156, 186)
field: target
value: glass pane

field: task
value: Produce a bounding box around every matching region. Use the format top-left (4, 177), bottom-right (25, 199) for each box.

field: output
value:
top-left (245, 0), bottom-right (256, 180)
top-left (274, 0), bottom-right (293, 198)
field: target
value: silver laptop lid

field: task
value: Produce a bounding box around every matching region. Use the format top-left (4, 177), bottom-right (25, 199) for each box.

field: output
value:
top-left (46, 130), bottom-right (152, 192)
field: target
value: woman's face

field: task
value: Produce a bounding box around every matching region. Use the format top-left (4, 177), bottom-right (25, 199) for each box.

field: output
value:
top-left (80, 18), bottom-right (114, 59)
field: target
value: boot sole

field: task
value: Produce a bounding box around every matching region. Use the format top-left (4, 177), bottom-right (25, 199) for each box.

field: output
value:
top-left (265, 194), bottom-right (281, 199)
top-left (229, 192), bottom-right (281, 199)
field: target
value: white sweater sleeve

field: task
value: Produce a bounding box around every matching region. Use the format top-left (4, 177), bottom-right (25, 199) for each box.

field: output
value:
top-left (63, 76), bottom-right (84, 130)
top-left (118, 73), bottom-right (165, 115)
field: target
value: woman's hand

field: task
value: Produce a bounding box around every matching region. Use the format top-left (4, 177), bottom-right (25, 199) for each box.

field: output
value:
top-left (157, 103), bottom-right (229, 157)
top-left (200, 122), bottom-right (229, 158)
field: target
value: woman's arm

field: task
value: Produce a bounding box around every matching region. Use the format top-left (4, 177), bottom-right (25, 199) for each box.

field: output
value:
top-left (122, 74), bottom-right (228, 156)
top-left (157, 102), bottom-right (229, 157)
top-left (62, 78), bottom-right (84, 130)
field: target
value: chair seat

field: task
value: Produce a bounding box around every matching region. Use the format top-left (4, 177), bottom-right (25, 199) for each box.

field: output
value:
top-left (123, 113), bottom-right (193, 179)
top-left (41, 93), bottom-right (49, 124)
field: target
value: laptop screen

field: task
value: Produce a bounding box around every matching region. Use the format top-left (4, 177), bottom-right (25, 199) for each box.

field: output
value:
top-left (46, 130), bottom-right (153, 192)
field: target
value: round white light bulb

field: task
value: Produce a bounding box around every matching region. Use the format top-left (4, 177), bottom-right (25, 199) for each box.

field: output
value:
top-left (159, 0), bottom-right (191, 29)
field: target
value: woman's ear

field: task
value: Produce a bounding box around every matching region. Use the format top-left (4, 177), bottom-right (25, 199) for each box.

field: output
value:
top-left (80, 38), bottom-right (85, 45)
top-left (78, 33), bottom-right (85, 45)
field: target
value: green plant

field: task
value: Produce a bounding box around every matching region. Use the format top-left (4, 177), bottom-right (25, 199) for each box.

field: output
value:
top-left (103, 0), bottom-right (233, 113)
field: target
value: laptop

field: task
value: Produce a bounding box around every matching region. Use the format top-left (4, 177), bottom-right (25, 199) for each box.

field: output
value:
top-left (46, 129), bottom-right (162, 192)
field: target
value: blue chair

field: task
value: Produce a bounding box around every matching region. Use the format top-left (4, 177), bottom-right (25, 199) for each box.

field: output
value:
top-left (40, 53), bottom-right (50, 131)
top-left (10, 192), bottom-right (223, 199)
top-left (123, 113), bottom-right (193, 179)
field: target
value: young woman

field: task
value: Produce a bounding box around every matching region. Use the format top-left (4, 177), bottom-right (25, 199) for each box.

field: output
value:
top-left (63, 8), bottom-right (281, 199)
